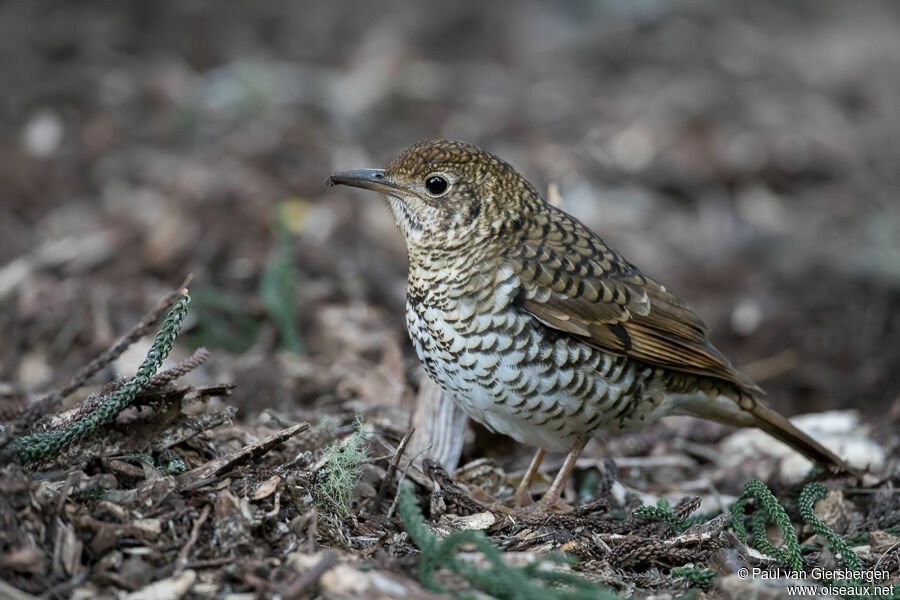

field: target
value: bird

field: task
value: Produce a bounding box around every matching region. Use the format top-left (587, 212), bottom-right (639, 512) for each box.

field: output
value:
top-left (327, 139), bottom-right (846, 511)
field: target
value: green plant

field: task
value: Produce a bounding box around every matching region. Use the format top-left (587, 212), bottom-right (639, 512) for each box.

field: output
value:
top-left (12, 292), bottom-right (191, 464)
top-left (183, 287), bottom-right (261, 353)
top-left (260, 207), bottom-right (302, 353)
top-left (396, 483), bottom-right (620, 599)
top-left (730, 479), bottom-right (803, 571)
top-left (161, 457), bottom-right (187, 475)
top-left (634, 497), bottom-right (687, 533)
top-left (728, 480), bottom-right (866, 579)
top-left (316, 418), bottom-right (369, 514)
top-left (797, 483), bottom-right (862, 570)
top-left (671, 565), bottom-right (717, 586)
top-left (121, 452), bottom-right (187, 476)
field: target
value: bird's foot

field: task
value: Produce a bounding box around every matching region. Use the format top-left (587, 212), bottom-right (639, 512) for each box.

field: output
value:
top-left (532, 497), bottom-right (574, 514)
top-left (508, 487), bottom-right (537, 509)
top-left (489, 496), bottom-right (574, 516)
top-left (478, 493), bottom-right (531, 516)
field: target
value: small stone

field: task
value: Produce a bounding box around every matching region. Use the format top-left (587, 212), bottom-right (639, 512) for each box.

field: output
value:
top-left (22, 110), bottom-right (64, 157)
top-left (869, 531), bottom-right (900, 554)
top-left (320, 564), bottom-right (369, 594)
top-left (731, 298), bottom-right (763, 336)
top-left (125, 570), bottom-right (196, 600)
top-left (449, 511), bottom-right (496, 531)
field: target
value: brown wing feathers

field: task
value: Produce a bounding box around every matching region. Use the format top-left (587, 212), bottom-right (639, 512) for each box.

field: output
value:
top-left (511, 219), bottom-right (761, 394)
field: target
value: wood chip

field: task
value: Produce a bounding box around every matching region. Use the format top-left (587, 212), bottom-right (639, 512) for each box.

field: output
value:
top-left (251, 475), bottom-right (281, 500)
top-left (176, 422), bottom-right (309, 491)
top-left (124, 569), bottom-right (196, 600)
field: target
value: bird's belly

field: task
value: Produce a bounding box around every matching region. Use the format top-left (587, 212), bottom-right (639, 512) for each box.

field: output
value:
top-left (407, 306), bottom-right (666, 452)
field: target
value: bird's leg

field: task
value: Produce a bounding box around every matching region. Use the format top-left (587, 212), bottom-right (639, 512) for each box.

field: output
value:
top-left (535, 437), bottom-right (589, 512)
top-left (509, 448), bottom-right (546, 507)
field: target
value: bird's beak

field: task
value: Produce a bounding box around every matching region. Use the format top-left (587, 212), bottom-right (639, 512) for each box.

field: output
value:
top-left (326, 169), bottom-right (397, 194)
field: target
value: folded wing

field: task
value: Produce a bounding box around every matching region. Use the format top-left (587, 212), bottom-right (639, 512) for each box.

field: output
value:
top-left (507, 207), bottom-right (761, 394)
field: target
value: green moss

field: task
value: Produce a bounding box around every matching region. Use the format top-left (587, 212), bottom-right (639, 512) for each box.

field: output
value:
top-left (316, 417), bottom-right (369, 514)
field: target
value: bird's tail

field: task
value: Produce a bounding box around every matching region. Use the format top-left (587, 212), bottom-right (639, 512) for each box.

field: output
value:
top-left (739, 395), bottom-right (847, 471)
top-left (668, 385), bottom-right (848, 472)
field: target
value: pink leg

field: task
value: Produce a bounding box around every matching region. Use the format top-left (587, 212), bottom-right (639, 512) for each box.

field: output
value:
top-left (510, 448), bottom-right (546, 507)
top-left (536, 437), bottom-right (589, 511)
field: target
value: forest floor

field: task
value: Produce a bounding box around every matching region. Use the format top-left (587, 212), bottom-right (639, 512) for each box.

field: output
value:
top-left (1, 1), bottom-right (899, 598)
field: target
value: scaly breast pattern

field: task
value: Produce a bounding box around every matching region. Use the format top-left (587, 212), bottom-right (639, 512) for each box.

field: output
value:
top-left (405, 247), bottom-right (665, 453)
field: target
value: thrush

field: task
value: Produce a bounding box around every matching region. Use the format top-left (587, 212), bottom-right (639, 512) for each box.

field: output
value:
top-left (327, 140), bottom-right (845, 511)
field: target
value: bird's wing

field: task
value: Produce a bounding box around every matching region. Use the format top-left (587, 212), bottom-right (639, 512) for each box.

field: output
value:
top-left (506, 208), bottom-right (760, 393)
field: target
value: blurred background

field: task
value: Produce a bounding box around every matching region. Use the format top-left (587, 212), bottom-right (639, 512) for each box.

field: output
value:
top-left (2, 0), bottom-right (899, 449)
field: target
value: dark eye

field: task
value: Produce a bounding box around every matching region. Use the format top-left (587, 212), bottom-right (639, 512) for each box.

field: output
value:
top-left (424, 175), bottom-right (449, 196)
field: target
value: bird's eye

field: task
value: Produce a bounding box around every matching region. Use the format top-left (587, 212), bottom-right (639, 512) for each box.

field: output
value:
top-left (424, 175), bottom-right (449, 197)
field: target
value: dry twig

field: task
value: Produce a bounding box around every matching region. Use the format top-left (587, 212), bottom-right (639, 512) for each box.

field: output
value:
top-left (280, 550), bottom-right (338, 598)
top-left (175, 505), bottom-right (211, 575)
top-left (376, 427), bottom-right (414, 510)
top-left (176, 422), bottom-right (310, 491)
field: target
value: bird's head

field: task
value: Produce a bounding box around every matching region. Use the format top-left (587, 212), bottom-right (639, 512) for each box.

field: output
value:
top-left (327, 140), bottom-right (540, 250)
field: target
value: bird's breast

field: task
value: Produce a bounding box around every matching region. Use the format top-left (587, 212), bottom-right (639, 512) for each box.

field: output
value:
top-left (404, 264), bottom-right (667, 451)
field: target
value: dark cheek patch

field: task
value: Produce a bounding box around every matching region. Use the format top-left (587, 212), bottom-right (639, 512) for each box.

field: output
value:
top-left (467, 201), bottom-right (481, 222)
